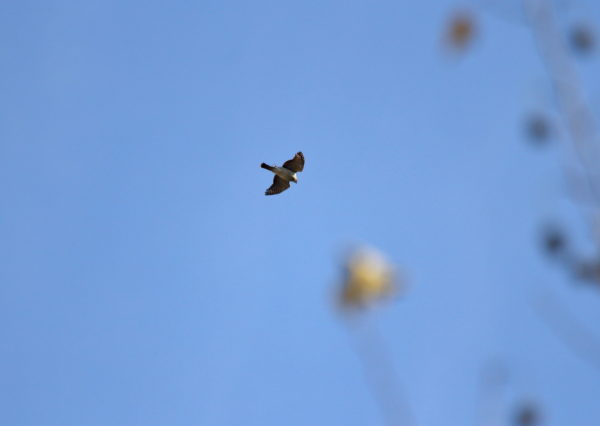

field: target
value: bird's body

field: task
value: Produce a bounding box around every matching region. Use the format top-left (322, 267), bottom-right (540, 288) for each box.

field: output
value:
top-left (272, 166), bottom-right (297, 182)
top-left (260, 152), bottom-right (304, 195)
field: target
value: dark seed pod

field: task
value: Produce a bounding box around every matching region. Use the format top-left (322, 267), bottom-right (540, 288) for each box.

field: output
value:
top-left (569, 23), bottom-right (595, 55)
top-left (525, 113), bottom-right (552, 145)
top-left (514, 402), bottom-right (540, 426)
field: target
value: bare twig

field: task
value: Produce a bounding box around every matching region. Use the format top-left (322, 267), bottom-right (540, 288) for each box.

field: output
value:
top-left (523, 0), bottom-right (600, 206)
top-left (532, 290), bottom-right (600, 370)
top-left (344, 316), bottom-right (414, 426)
top-left (476, 361), bottom-right (509, 426)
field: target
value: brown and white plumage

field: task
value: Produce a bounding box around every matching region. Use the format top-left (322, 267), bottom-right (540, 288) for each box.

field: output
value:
top-left (260, 152), bottom-right (305, 196)
top-left (282, 152), bottom-right (305, 172)
top-left (265, 176), bottom-right (290, 195)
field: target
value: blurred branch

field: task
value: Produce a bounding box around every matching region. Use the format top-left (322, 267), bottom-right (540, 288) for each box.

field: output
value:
top-left (344, 317), bottom-right (414, 426)
top-left (476, 361), bottom-right (509, 426)
top-left (336, 247), bottom-right (412, 425)
top-left (523, 0), bottom-right (600, 205)
top-left (532, 290), bottom-right (600, 370)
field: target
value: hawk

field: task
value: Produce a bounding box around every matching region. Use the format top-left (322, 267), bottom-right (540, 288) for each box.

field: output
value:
top-left (260, 152), bottom-right (305, 195)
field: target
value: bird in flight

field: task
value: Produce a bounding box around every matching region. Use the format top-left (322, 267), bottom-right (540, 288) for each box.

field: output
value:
top-left (260, 152), bottom-right (305, 195)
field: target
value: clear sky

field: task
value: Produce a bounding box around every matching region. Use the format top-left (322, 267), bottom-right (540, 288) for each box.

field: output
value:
top-left (2, 1), bottom-right (600, 425)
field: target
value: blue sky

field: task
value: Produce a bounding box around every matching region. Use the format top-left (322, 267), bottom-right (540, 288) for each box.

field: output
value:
top-left (2, 1), bottom-right (600, 425)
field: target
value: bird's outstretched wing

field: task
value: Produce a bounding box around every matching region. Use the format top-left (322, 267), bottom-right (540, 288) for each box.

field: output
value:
top-left (265, 176), bottom-right (290, 195)
top-left (282, 152), bottom-right (304, 172)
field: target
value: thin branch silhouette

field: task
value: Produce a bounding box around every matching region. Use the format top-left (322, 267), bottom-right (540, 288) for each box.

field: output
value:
top-left (532, 290), bottom-right (600, 370)
top-left (344, 316), bottom-right (414, 426)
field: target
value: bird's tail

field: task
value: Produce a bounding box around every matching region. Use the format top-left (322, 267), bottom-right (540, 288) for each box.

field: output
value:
top-left (261, 163), bottom-right (275, 171)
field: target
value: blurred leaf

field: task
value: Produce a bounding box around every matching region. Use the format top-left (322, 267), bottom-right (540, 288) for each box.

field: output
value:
top-left (444, 10), bottom-right (477, 53)
top-left (338, 247), bottom-right (400, 310)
